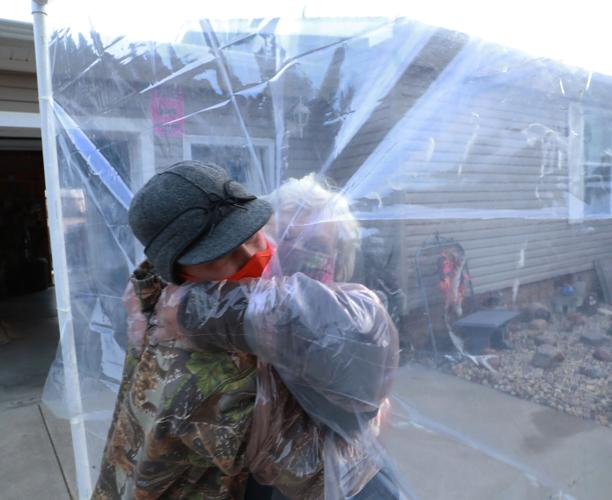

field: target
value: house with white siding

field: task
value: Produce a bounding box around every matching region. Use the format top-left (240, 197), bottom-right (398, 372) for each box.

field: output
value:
top-left (322, 27), bottom-right (612, 314)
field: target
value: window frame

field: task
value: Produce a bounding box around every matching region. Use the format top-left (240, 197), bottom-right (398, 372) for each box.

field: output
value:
top-left (568, 101), bottom-right (612, 222)
top-left (183, 134), bottom-right (275, 194)
top-left (84, 116), bottom-right (156, 192)
top-left (75, 116), bottom-right (155, 264)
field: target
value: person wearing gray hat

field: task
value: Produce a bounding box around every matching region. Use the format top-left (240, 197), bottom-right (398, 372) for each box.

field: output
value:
top-left (128, 160), bottom-right (273, 284)
top-left (92, 161), bottom-right (399, 500)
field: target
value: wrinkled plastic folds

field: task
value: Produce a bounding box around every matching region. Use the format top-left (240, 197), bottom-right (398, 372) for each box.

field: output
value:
top-left (172, 274), bottom-right (398, 428)
top-left (134, 269), bottom-right (396, 497)
top-left (41, 1), bottom-right (612, 499)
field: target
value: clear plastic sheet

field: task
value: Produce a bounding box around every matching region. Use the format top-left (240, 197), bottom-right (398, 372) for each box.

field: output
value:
top-left (40, 2), bottom-right (612, 499)
top-left (159, 272), bottom-right (397, 427)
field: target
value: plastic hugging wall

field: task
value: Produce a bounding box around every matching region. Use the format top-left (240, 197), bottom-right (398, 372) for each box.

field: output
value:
top-left (40, 3), bottom-right (612, 499)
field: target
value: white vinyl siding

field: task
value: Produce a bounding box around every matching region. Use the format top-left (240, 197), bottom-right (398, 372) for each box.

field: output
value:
top-left (0, 71), bottom-right (38, 114)
top-left (326, 53), bottom-right (612, 308)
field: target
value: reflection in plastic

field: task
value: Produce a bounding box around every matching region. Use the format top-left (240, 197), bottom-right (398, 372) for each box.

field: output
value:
top-left (40, 4), bottom-right (612, 499)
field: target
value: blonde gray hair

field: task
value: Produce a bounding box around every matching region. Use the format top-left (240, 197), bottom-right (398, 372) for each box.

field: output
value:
top-left (265, 173), bottom-right (360, 281)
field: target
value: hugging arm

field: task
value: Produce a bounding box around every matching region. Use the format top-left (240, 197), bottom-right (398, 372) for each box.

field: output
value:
top-left (157, 273), bottom-right (399, 429)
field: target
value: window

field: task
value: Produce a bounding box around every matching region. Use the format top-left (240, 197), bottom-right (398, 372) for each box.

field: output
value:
top-left (85, 117), bottom-right (155, 191)
top-left (583, 109), bottom-right (612, 216)
top-left (58, 116), bottom-right (154, 276)
top-left (568, 103), bottom-right (612, 221)
top-left (184, 135), bottom-right (274, 194)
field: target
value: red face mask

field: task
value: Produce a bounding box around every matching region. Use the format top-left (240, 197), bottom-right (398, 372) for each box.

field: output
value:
top-left (225, 239), bottom-right (275, 281)
top-left (180, 239), bottom-right (275, 283)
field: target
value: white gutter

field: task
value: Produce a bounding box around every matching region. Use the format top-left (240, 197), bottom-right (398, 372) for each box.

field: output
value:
top-left (0, 111), bottom-right (40, 129)
top-left (31, 1), bottom-right (93, 498)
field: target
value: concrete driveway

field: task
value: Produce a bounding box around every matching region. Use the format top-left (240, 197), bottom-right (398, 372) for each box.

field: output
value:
top-left (0, 289), bottom-right (75, 499)
top-left (386, 364), bottom-right (612, 500)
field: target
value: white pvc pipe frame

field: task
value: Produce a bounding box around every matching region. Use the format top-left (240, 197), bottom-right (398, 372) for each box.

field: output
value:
top-left (31, 1), bottom-right (93, 498)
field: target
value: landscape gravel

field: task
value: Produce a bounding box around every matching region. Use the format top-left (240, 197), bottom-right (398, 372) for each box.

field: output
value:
top-left (410, 310), bottom-right (612, 427)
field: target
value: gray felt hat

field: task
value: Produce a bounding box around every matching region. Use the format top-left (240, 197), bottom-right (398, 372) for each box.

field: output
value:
top-left (128, 160), bottom-right (272, 283)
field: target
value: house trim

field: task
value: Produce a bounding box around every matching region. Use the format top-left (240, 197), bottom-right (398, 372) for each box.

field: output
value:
top-left (0, 110), bottom-right (40, 128)
top-left (568, 101), bottom-right (585, 223)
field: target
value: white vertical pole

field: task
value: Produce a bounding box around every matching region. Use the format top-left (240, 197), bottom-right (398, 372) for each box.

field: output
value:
top-left (31, 1), bottom-right (93, 498)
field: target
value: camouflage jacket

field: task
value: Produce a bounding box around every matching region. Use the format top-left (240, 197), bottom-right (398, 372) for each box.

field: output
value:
top-left (92, 263), bottom-right (396, 499)
top-left (92, 262), bottom-right (322, 499)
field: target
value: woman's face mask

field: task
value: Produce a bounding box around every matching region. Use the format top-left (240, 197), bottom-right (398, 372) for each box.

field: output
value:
top-left (276, 230), bottom-right (337, 283)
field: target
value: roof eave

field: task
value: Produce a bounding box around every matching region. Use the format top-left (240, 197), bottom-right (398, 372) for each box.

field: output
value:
top-left (0, 18), bottom-right (34, 43)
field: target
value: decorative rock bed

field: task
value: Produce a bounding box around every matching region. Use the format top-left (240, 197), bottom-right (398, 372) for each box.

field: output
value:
top-left (410, 308), bottom-right (612, 427)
